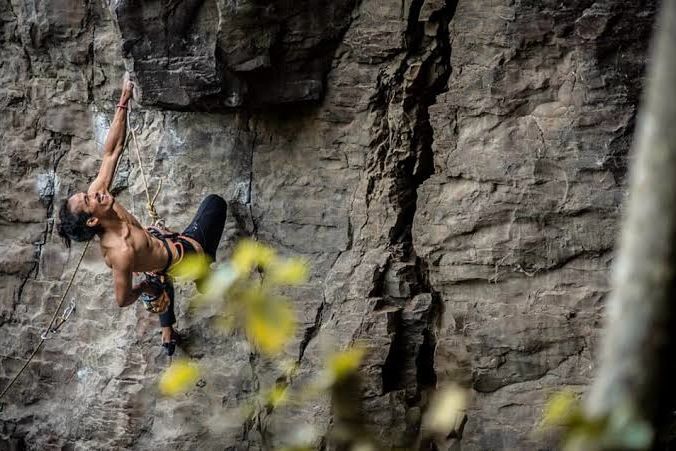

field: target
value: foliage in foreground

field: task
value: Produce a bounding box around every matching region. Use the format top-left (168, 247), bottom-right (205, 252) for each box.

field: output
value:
top-left (158, 239), bottom-right (468, 449)
top-left (160, 239), bottom-right (654, 450)
top-left (540, 390), bottom-right (653, 451)
top-left (161, 240), bottom-right (368, 447)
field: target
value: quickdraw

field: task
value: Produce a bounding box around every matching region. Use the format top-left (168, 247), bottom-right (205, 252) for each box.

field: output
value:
top-left (40, 300), bottom-right (77, 340)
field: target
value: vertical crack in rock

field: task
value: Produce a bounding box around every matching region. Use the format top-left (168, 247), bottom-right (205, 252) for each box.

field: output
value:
top-left (12, 129), bottom-right (71, 323)
top-left (358, 0), bottom-right (458, 445)
top-left (365, 0), bottom-right (457, 247)
top-left (12, 264), bottom-right (38, 322)
top-left (247, 120), bottom-right (258, 238)
top-left (381, 308), bottom-right (406, 393)
top-left (298, 292), bottom-right (325, 364)
top-left (241, 350), bottom-right (262, 447)
top-left (37, 133), bottom-right (71, 273)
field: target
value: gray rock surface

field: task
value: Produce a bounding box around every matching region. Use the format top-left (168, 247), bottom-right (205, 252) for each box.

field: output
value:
top-left (111, 0), bottom-right (356, 108)
top-left (0, 0), bottom-right (656, 449)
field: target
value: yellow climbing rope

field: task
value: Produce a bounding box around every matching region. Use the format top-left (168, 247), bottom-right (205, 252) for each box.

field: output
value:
top-left (0, 86), bottom-right (163, 401)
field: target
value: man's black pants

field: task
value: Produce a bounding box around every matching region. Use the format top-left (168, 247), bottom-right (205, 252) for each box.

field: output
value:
top-left (159, 194), bottom-right (227, 327)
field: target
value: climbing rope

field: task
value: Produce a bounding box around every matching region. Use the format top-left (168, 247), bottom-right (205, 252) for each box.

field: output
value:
top-left (126, 102), bottom-right (165, 227)
top-left (125, 99), bottom-right (175, 364)
top-left (0, 240), bottom-right (91, 401)
top-left (0, 81), bottom-right (167, 401)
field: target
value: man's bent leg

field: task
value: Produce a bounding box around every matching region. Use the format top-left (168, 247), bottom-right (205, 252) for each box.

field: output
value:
top-left (183, 194), bottom-right (227, 261)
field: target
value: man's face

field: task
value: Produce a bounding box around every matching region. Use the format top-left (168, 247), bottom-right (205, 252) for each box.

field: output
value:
top-left (67, 191), bottom-right (115, 221)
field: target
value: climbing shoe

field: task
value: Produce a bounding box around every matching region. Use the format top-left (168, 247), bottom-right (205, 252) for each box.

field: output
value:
top-left (162, 329), bottom-right (181, 357)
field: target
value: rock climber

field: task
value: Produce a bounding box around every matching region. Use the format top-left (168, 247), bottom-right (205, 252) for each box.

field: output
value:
top-left (55, 76), bottom-right (227, 356)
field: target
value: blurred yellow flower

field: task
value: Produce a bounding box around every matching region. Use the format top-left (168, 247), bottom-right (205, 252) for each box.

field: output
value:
top-left (423, 384), bottom-right (468, 435)
top-left (326, 347), bottom-right (365, 383)
top-left (169, 253), bottom-right (211, 283)
top-left (266, 385), bottom-right (289, 408)
top-left (542, 390), bottom-right (580, 427)
top-left (159, 359), bottom-right (200, 396)
top-left (245, 295), bottom-right (296, 355)
top-left (231, 239), bottom-right (277, 274)
top-left (268, 258), bottom-right (309, 285)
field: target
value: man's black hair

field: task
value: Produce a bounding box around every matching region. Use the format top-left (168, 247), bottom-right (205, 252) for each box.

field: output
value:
top-left (56, 198), bottom-right (99, 248)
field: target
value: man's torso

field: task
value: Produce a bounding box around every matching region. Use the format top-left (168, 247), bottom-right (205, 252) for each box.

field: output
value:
top-left (100, 201), bottom-right (170, 273)
top-left (98, 200), bottom-right (203, 274)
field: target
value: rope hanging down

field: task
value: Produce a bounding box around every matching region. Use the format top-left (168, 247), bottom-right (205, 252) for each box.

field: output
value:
top-left (0, 240), bottom-right (91, 401)
top-left (0, 88), bottom-right (163, 401)
top-left (126, 102), bottom-right (164, 227)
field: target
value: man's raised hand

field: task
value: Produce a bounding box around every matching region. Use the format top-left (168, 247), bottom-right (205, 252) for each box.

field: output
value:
top-left (118, 76), bottom-right (134, 107)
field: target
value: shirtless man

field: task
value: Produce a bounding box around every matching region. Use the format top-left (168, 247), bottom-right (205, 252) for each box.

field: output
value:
top-left (56, 77), bottom-right (227, 356)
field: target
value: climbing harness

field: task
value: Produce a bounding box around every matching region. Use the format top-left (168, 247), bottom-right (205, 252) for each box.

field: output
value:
top-left (137, 226), bottom-right (197, 316)
top-left (0, 79), bottom-right (171, 401)
top-left (145, 226), bottom-right (194, 270)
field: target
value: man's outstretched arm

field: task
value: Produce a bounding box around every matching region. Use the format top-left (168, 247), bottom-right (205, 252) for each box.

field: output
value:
top-left (111, 252), bottom-right (152, 308)
top-left (88, 79), bottom-right (134, 194)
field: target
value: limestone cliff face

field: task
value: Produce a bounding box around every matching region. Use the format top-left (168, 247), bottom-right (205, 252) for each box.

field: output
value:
top-left (0, 0), bottom-right (656, 449)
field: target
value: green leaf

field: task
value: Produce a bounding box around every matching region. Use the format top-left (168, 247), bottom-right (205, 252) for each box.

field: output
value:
top-left (614, 422), bottom-right (653, 449)
top-left (606, 404), bottom-right (654, 450)
top-left (266, 385), bottom-right (289, 408)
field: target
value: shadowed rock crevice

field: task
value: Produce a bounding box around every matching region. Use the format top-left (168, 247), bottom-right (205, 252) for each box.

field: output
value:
top-left (364, 0), bottom-right (457, 246)
top-left (415, 307), bottom-right (439, 390)
top-left (381, 309), bottom-right (406, 393)
top-left (355, 0), bottom-right (457, 445)
top-left (298, 296), bottom-right (325, 363)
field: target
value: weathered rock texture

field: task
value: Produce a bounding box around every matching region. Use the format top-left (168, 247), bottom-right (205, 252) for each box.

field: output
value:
top-left (111, 0), bottom-right (357, 108)
top-left (0, 0), bottom-right (656, 449)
